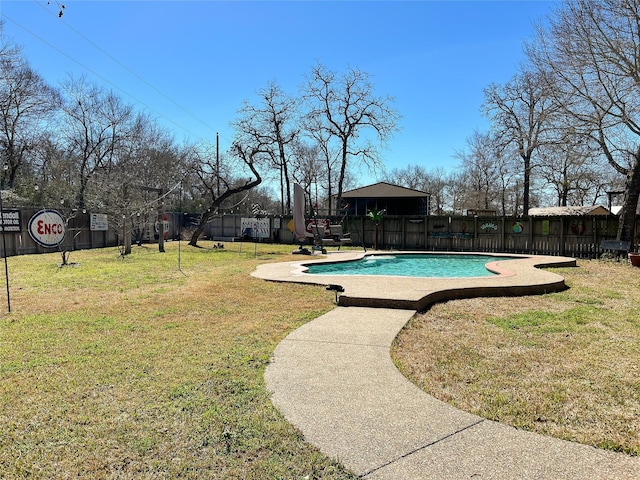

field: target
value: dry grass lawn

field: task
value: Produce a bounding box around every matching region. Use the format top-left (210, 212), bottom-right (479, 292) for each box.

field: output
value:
top-left (392, 259), bottom-right (640, 456)
top-left (4, 244), bottom-right (638, 479)
top-left (0, 243), bottom-right (356, 479)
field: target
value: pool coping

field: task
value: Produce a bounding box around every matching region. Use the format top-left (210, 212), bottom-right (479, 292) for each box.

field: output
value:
top-left (251, 250), bottom-right (577, 311)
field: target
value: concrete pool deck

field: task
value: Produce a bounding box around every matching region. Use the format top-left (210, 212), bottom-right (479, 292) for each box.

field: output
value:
top-left (251, 250), bottom-right (577, 310)
top-left (255, 251), bottom-right (640, 479)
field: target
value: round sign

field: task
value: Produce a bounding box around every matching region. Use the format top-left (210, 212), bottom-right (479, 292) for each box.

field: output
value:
top-left (28, 209), bottom-right (66, 248)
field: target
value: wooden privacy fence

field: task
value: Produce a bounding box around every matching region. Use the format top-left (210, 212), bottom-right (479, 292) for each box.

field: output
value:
top-left (204, 213), bottom-right (631, 259)
top-left (0, 209), bottom-right (184, 258)
top-left (356, 214), bottom-right (625, 258)
top-left (0, 210), bottom-right (633, 260)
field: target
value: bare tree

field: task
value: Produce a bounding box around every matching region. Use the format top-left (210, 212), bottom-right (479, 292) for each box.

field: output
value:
top-left (384, 164), bottom-right (450, 215)
top-left (29, 132), bottom-right (70, 206)
top-left (187, 141), bottom-right (264, 247)
top-left (482, 69), bottom-right (559, 215)
top-left (529, 0), bottom-right (640, 242)
top-left (455, 131), bottom-right (503, 212)
top-left (448, 169), bottom-right (470, 215)
top-left (290, 140), bottom-right (329, 212)
top-left (385, 164), bottom-right (430, 191)
top-left (60, 76), bottom-right (135, 209)
top-left (233, 81), bottom-right (299, 215)
top-left (304, 62), bottom-right (399, 214)
top-left (301, 110), bottom-right (339, 212)
top-left (536, 136), bottom-right (608, 207)
top-left (0, 42), bottom-right (60, 189)
top-left (421, 166), bottom-right (452, 216)
top-left (96, 118), bottom-right (183, 255)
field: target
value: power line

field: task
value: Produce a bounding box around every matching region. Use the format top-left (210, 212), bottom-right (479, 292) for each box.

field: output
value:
top-left (31, 0), bottom-right (219, 137)
top-left (1, 6), bottom-right (218, 144)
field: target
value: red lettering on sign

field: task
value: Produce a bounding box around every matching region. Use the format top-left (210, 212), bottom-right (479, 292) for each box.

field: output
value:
top-left (36, 220), bottom-right (63, 236)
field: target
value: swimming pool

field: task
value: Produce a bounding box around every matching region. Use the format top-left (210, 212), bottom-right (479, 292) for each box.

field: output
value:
top-left (304, 254), bottom-right (521, 278)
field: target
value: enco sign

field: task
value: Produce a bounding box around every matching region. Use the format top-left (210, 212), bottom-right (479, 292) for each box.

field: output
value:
top-left (28, 210), bottom-right (66, 248)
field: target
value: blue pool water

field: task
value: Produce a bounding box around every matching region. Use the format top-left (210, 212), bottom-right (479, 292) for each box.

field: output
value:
top-left (305, 254), bottom-right (520, 278)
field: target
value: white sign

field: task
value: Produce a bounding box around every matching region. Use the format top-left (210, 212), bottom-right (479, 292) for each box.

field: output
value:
top-left (28, 210), bottom-right (66, 248)
top-left (241, 217), bottom-right (270, 239)
top-left (90, 213), bottom-right (109, 231)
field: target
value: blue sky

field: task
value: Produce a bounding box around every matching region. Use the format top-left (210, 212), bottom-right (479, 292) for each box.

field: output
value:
top-left (1, 0), bottom-right (553, 185)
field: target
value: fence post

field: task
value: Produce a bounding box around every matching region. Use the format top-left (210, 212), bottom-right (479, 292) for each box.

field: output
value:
top-left (559, 217), bottom-right (565, 256)
top-left (424, 215), bottom-right (428, 249)
top-left (473, 215), bottom-right (478, 251)
top-left (592, 216), bottom-right (597, 259)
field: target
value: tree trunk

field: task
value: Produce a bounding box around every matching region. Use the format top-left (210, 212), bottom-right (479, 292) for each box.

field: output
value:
top-left (326, 172), bottom-right (333, 215)
top-left (522, 154), bottom-right (531, 216)
top-left (617, 156), bottom-right (640, 244)
top-left (189, 210), bottom-right (213, 247)
top-left (279, 166), bottom-right (285, 215)
top-left (123, 217), bottom-right (132, 255)
top-left (375, 224), bottom-right (379, 250)
top-left (335, 145), bottom-right (348, 215)
top-left (158, 214), bottom-right (165, 253)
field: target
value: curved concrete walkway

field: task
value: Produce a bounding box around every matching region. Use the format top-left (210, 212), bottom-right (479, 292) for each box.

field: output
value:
top-left (257, 253), bottom-right (640, 479)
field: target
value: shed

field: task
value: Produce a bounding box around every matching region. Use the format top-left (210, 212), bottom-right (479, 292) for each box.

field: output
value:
top-left (528, 206), bottom-right (611, 216)
top-left (337, 182), bottom-right (430, 215)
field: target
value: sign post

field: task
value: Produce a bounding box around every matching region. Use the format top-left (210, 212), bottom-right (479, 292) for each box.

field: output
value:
top-left (0, 195), bottom-right (11, 312)
top-left (251, 203), bottom-right (267, 257)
